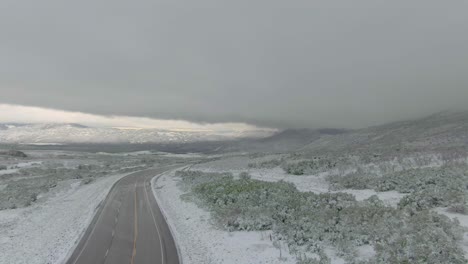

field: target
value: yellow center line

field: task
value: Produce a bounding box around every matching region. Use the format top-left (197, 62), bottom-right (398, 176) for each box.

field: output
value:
top-left (131, 183), bottom-right (138, 264)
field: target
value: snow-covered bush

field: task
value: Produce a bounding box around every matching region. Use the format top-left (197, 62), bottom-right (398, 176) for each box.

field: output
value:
top-left (297, 250), bottom-right (330, 264)
top-left (327, 166), bottom-right (468, 210)
top-left (177, 170), bottom-right (234, 190)
top-left (181, 170), bottom-right (466, 263)
top-left (283, 158), bottom-right (337, 175)
top-left (447, 203), bottom-right (468, 214)
top-left (0, 150), bottom-right (27, 157)
top-left (327, 171), bottom-right (379, 190)
top-left (248, 159), bottom-right (283, 169)
top-left (193, 176), bottom-right (297, 231)
top-left (383, 167), bottom-right (468, 210)
top-left (373, 211), bottom-right (465, 264)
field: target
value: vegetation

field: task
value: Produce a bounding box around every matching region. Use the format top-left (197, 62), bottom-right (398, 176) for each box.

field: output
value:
top-left (248, 158), bottom-right (283, 169)
top-left (282, 158), bottom-right (338, 175)
top-left (327, 166), bottom-right (468, 211)
top-left (0, 153), bottom-right (190, 210)
top-left (178, 170), bottom-right (466, 263)
top-left (0, 150), bottom-right (28, 158)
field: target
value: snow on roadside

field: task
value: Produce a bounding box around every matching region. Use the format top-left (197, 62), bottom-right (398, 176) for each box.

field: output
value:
top-left (152, 170), bottom-right (297, 264)
top-left (0, 173), bottom-right (126, 264)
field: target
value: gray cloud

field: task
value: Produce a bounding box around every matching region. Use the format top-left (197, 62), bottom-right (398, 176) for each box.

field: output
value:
top-left (1, 0), bottom-right (468, 129)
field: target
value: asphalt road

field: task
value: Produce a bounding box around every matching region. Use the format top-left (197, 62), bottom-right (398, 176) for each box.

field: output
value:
top-left (66, 167), bottom-right (180, 264)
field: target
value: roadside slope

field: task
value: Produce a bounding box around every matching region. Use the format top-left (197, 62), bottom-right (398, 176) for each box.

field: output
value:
top-left (0, 173), bottom-right (126, 264)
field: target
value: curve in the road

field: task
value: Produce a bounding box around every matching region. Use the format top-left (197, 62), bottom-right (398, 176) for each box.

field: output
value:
top-left (66, 167), bottom-right (180, 264)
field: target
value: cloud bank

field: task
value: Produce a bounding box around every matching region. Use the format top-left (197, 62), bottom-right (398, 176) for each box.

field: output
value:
top-left (1, 0), bottom-right (468, 128)
top-left (0, 104), bottom-right (271, 133)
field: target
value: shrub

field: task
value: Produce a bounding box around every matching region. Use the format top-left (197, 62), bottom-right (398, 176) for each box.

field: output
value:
top-left (326, 166), bottom-right (468, 211)
top-left (327, 172), bottom-right (379, 190)
top-left (181, 170), bottom-right (466, 262)
top-left (248, 159), bottom-right (282, 169)
top-left (82, 178), bottom-right (94, 185)
top-left (283, 158), bottom-right (337, 175)
top-left (0, 150), bottom-right (27, 157)
top-left (447, 203), bottom-right (468, 215)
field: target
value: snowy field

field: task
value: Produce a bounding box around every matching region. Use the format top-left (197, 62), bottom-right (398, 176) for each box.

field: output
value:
top-left (0, 173), bottom-right (125, 264)
top-left (162, 152), bottom-right (468, 263)
top-left (190, 155), bottom-right (407, 206)
top-left (1, 145), bottom-right (467, 263)
top-left (152, 168), bottom-right (298, 264)
top-left (0, 149), bottom-right (198, 264)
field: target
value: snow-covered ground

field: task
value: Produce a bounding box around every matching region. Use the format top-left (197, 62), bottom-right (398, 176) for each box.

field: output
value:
top-left (0, 122), bottom-right (274, 144)
top-left (152, 169), bottom-right (298, 264)
top-left (193, 162), bottom-right (406, 207)
top-left (172, 154), bottom-right (468, 263)
top-left (0, 173), bottom-right (126, 264)
top-left (435, 207), bottom-right (468, 259)
top-left (248, 168), bottom-right (405, 206)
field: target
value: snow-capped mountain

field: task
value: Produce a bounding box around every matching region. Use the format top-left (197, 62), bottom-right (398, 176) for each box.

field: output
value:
top-left (0, 123), bottom-right (274, 144)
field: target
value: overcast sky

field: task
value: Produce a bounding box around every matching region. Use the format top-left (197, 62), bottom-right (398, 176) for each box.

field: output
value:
top-left (1, 0), bottom-right (468, 129)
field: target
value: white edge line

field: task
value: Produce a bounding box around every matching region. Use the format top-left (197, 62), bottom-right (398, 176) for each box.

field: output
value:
top-left (70, 191), bottom-right (111, 264)
top-left (61, 171), bottom-right (137, 264)
top-left (144, 176), bottom-right (165, 264)
top-left (150, 165), bottom-right (190, 264)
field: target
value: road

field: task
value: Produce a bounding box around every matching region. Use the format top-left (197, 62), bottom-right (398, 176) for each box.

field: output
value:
top-left (66, 167), bottom-right (180, 264)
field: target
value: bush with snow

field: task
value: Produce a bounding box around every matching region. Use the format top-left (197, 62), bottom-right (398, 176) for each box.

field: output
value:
top-left (177, 170), bottom-right (466, 263)
top-left (327, 166), bottom-right (468, 211)
top-left (447, 203), bottom-right (468, 215)
top-left (327, 171), bottom-right (378, 190)
top-left (248, 159), bottom-right (283, 169)
top-left (282, 158), bottom-right (337, 175)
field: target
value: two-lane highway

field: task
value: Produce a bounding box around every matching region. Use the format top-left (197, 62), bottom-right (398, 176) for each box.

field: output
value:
top-left (67, 167), bottom-right (180, 264)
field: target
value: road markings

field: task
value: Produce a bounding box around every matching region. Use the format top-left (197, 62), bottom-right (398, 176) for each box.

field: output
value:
top-left (69, 167), bottom-right (180, 264)
top-left (130, 182), bottom-right (138, 264)
top-left (71, 188), bottom-right (117, 264)
top-left (144, 176), bottom-right (165, 264)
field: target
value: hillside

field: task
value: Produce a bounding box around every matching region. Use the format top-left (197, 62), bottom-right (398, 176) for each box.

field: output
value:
top-left (299, 111), bottom-right (468, 155)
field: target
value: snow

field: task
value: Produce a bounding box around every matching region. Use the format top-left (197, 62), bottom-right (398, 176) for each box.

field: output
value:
top-left (96, 150), bottom-right (153, 156)
top-left (355, 245), bottom-right (376, 261)
top-left (21, 143), bottom-right (65, 146)
top-left (434, 207), bottom-right (468, 259)
top-left (155, 152), bottom-right (207, 158)
top-left (0, 168), bottom-right (18, 175)
top-left (196, 166), bottom-right (406, 207)
top-left (151, 169), bottom-right (297, 264)
top-left (0, 123), bottom-right (273, 144)
top-left (0, 173), bottom-right (126, 264)
top-left (0, 161), bottom-right (42, 175)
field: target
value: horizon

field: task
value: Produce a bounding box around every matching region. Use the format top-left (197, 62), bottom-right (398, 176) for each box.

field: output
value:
top-left (1, 103), bottom-right (466, 133)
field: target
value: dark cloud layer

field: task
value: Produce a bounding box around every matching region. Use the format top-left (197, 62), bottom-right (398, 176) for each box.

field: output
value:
top-left (1, 0), bottom-right (468, 128)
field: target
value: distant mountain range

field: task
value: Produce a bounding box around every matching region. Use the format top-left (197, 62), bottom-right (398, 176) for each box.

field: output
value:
top-left (298, 111), bottom-right (468, 155)
top-left (1, 111), bottom-right (466, 155)
top-left (0, 123), bottom-right (274, 144)
top-left (217, 111), bottom-right (468, 154)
